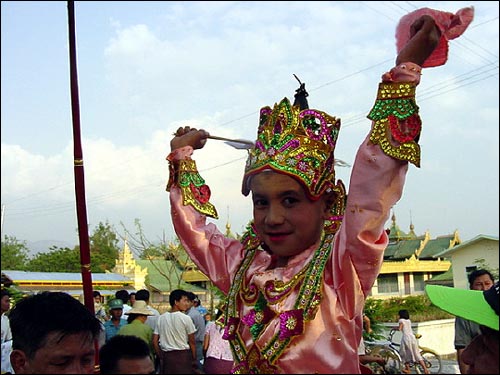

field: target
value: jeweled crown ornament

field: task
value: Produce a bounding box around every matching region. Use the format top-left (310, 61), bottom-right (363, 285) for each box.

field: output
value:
top-left (242, 76), bottom-right (342, 199)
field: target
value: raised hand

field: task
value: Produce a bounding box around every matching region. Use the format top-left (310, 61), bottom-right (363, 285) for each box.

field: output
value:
top-left (171, 126), bottom-right (210, 151)
top-left (396, 15), bottom-right (441, 66)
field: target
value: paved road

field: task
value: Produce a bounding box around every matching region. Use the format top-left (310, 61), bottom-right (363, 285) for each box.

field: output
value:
top-left (440, 359), bottom-right (459, 374)
top-left (367, 359), bottom-right (459, 374)
top-left (377, 359), bottom-right (459, 374)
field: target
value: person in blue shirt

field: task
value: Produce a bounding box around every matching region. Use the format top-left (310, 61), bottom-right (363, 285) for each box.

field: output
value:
top-left (103, 299), bottom-right (127, 343)
top-left (193, 295), bottom-right (207, 316)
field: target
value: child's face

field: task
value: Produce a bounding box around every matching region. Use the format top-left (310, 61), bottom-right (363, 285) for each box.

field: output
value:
top-left (250, 171), bottom-right (329, 260)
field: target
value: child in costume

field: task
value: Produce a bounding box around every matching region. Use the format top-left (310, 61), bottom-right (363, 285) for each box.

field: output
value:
top-left (165, 7), bottom-right (473, 374)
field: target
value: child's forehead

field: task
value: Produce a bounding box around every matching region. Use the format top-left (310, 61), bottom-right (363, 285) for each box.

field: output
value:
top-left (249, 171), bottom-right (310, 195)
top-left (251, 170), bottom-right (301, 186)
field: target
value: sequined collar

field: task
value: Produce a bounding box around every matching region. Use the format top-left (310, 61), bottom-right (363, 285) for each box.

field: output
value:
top-left (223, 228), bottom-right (334, 373)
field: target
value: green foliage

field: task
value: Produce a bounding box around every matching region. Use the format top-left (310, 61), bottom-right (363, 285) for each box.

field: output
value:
top-left (26, 246), bottom-right (81, 272)
top-left (4, 285), bottom-right (28, 306)
top-left (363, 299), bottom-right (387, 340)
top-left (365, 294), bottom-right (454, 325)
top-left (89, 221), bottom-right (120, 272)
top-left (1, 235), bottom-right (31, 269)
top-left (4, 221), bottom-right (120, 273)
top-left (207, 282), bottom-right (227, 313)
top-left (141, 244), bottom-right (164, 259)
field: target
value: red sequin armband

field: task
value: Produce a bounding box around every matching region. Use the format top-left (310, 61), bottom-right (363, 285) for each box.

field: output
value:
top-left (367, 81), bottom-right (421, 167)
top-left (166, 157), bottom-right (218, 219)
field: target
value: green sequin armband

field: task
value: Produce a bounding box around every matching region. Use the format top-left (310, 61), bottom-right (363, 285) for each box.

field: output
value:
top-left (367, 82), bottom-right (421, 167)
top-left (166, 158), bottom-right (218, 219)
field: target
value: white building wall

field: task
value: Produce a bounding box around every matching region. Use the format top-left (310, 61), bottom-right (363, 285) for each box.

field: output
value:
top-left (451, 239), bottom-right (499, 289)
top-left (381, 319), bottom-right (456, 357)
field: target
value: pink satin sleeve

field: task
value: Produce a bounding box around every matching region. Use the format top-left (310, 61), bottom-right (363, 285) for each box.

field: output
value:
top-left (330, 136), bottom-right (408, 317)
top-left (170, 183), bottom-right (245, 295)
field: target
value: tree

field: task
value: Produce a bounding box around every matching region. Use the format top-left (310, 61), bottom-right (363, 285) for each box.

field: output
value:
top-left (120, 219), bottom-right (191, 291)
top-left (1, 235), bottom-right (30, 270)
top-left (88, 221), bottom-right (120, 272)
top-left (24, 221), bottom-right (120, 273)
top-left (26, 246), bottom-right (81, 272)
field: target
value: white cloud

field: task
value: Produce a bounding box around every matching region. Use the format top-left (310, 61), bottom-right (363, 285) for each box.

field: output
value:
top-left (1, 1), bottom-right (498, 248)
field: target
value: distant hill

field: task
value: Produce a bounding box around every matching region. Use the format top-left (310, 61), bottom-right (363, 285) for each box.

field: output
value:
top-left (26, 240), bottom-right (75, 257)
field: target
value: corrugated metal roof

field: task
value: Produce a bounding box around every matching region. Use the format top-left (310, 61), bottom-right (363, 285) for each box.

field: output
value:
top-left (384, 234), bottom-right (460, 260)
top-left (1, 270), bottom-right (132, 282)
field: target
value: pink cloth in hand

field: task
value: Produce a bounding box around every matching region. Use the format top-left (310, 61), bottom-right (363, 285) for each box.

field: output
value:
top-left (396, 7), bottom-right (474, 68)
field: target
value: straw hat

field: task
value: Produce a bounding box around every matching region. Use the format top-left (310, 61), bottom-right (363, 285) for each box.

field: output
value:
top-left (124, 300), bottom-right (154, 316)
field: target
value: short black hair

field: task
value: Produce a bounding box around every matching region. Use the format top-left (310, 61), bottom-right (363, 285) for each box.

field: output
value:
top-left (115, 289), bottom-right (130, 304)
top-left (169, 289), bottom-right (189, 307)
top-left (99, 335), bottom-right (151, 374)
top-left (186, 291), bottom-right (197, 302)
top-left (135, 289), bottom-right (150, 302)
top-left (1, 289), bottom-right (10, 299)
top-left (9, 292), bottom-right (102, 358)
top-left (468, 269), bottom-right (495, 287)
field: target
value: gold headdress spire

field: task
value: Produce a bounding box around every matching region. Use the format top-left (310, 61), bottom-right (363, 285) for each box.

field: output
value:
top-left (242, 79), bottom-right (342, 200)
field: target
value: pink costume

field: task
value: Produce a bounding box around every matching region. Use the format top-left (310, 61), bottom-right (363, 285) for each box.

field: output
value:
top-left (167, 69), bottom-right (419, 375)
top-left (166, 9), bottom-right (473, 373)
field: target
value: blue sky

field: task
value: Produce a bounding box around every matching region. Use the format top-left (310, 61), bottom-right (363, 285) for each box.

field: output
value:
top-left (1, 1), bottom-right (498, 250)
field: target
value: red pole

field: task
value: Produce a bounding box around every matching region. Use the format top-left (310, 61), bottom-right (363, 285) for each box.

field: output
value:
top-left (67, 1), bottom-right (94, 315)
top-left (67, 3), bottom-right (100, 372)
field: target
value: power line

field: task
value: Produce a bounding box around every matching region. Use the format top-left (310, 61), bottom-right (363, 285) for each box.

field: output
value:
top-left (3, 59), bottom-right (497, 219)
top-left (3, 6), bottom-right (498, 221)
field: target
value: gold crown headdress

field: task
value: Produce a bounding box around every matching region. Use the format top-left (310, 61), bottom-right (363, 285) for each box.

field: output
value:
top-left (242, 80), bottom-right (343, 201)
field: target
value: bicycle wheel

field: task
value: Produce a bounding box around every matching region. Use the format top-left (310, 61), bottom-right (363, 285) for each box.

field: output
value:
top-left (371, 346), bottom-right (402, 374)
top-left (417, 349), bottom-right (442, 374)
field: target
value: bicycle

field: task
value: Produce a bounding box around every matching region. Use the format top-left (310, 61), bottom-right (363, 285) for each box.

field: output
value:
top-left (365, 328), bottom-right (442, 374)
top-left (376, 329), bottom-right (442, 374)
top-left (364, 333), bottom-right (402, 374)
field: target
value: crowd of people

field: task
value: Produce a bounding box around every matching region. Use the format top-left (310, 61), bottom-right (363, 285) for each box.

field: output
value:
top-left (0, 288), bottom-right (230, 374)
top-left (1, 269), bottom-right (497, 374)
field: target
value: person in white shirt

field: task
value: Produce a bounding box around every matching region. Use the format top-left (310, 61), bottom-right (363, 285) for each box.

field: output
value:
top-left (153, 289), bottom-right (197, 374)
top-left (1, 289), bottom-right (13, 373)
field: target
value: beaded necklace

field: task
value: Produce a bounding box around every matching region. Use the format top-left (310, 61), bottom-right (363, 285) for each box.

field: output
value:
top-left (222, 226), bottom-right (334, 374)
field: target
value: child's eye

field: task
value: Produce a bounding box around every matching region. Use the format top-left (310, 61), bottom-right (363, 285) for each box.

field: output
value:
top-left (51, 360), bottom-right (70, 367)
top-left (283, 197), bottom-right (299, 206)
top-left (81, 355), bottom-right (94, 366)
top-left (253, 198), bottom-right (268, 207)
